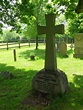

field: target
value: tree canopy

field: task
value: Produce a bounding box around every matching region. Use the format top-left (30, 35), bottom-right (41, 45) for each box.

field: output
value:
top-left (0, 0), bottom-right (82, 43)
top-left (65, 13), bottom-right (83, 37)
top-left (0, 0), bottom-right (79, 32)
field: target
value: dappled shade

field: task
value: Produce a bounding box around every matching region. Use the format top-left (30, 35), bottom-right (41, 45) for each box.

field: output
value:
top-left (75, 0), bottom-right (83, 14)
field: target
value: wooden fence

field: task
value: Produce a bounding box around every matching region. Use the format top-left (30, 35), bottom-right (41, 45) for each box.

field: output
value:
top-left (0, 42), bottom-right (29, 50)
top-left (0, 37), bottom-right (74, 50)
top-left (0, 39), bottom-right (45, 50)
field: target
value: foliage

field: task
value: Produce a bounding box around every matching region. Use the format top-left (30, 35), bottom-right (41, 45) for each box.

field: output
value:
top-left (0, 0), bottom-right (34, 33)
top-left (2, 30), bottom-right (19, 41)
top-left (53, 0), bottom-right (78, 19)
top-left (23, 16), bottom-right (37, 40)
top-left (0, 0), bottom-right (81, 42)
top-left (0, 0), bottom-right (79, 32)
top-left (65, 13), bottom-right (83, 37)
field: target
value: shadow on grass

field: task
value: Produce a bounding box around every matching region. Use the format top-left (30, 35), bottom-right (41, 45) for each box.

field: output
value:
top-left (19, 48), bottom-right (83, 62)
top-left (0, 63), bottom-right (83, 110)
top-left (18, 73), bottom-right (83, 110)
top-left (80, 58), bottom-right (83, 60)
top-left (56, 52), bottom-right (69, 59)
top-left (67, 74), bottom-right (83, 109)
top-left (56, 49), bottom-right (73, 59)
top-left (73, 57), bottom-right (83, 60)
top-left (0, 63), bottom-right (38, 110)
top-left (19, 49), bottom-right (45, 60)
top-left (68, 49), bottom-right (83, 60)
top-left (46, 74), bottom-right (83, 110)
top-left (67, 49), bottom-right (74, 55)
top-left (0, 63), bottom-right (37, 78)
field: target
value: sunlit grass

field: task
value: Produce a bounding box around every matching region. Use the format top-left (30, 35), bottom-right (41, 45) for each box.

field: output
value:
top-left (0, 44), bottom-right (83, 110)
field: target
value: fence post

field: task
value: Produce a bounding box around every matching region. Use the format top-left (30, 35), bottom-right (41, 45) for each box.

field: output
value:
top-left (7, 42), bottom-right (8, 50)
top-left (18, 40), bottom-right (20, 48)
top-left (13, 49), bottom-right (16, 61)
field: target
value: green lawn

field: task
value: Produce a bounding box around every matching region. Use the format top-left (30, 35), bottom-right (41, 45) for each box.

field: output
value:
top-left (0, 44), bottom-right (83, 110)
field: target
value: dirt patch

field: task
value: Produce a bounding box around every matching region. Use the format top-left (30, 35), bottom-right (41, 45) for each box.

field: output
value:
top-left (21, 90), bottom-right (50, 108)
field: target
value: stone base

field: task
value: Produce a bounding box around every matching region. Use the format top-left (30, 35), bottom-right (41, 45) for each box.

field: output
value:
top-left (73, 54), bottom-right (83, 58)
top-left (32, 69), bottom-right (68, 95)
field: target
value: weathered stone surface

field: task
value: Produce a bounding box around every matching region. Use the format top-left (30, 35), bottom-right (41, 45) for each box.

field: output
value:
top-left (73, 33), bottom-right (83, 58)
top-left (32, 69), bottom-right (68, 95)
top-left (37, 14), bottom-right (64, 71)
top-left (32, 13), bottom-right (68, 95)
top-left (0, 71), bottom-right (15, 79)
top-left (59, 41), bottom-right (68, 56)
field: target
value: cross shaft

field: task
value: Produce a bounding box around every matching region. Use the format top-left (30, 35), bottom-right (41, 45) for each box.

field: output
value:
top-left (38, 14), bottom-right (64, 71)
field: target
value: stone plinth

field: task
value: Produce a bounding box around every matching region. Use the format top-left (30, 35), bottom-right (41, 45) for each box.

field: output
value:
top-left (73, 33), bottom-right (83, 58)
top-left (32, 69), bottom-right (68, 95)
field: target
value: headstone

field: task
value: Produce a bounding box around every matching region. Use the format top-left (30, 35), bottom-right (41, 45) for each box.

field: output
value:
top-left (69, 43), bottom-right (74, 50)
top-left (59, 41), bottom-right (68, 56)
top-left (73, 33), bottom-right (83, 58)
top-left (0, 71), bottom-right (15, 79)
top-left (32, 14), bottom-right (68, 95)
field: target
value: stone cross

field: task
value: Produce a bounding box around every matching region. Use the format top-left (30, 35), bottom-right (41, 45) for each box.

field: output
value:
top-left (32, 14), bottom-right (68, 95)
top-left (38, 14), bottom-right (64, 71)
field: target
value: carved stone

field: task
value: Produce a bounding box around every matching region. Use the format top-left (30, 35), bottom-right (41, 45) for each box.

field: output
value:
top-left (32, 14), bottom-right (68, 95)
top-left (37, 14), bottom-right (64, 71)
top-left (32, 69), bottom-right (68, 95)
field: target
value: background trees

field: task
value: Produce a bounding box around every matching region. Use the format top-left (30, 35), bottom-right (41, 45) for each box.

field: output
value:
top-left (0, 0), bottom-right (82, 44)
top-left (0, 0), bottom-right (79, 30)
top-left (1, 30), bottom-right (19, 42)
top-left (65, 12), bottom-right (83, 39)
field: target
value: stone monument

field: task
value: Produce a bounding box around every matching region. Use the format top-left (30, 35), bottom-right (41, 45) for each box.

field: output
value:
top-left (32, 14), bottom-right (68, 95)
top-left (73, 33), bottom-right (83, 58)
top-left (69, 43), bottom-right (74, 50)
top-left (59, 41), bottom-right (68, 56)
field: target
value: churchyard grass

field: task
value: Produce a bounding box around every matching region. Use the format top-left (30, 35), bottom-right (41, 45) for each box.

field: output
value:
top-left (0, 44), bottom-right (83, 110)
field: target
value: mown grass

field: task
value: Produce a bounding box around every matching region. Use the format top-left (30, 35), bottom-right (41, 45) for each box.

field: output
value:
top-left (0, 44), bottom-right (83, 110)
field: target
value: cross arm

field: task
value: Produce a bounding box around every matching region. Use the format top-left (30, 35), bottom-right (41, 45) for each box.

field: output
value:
top-left (54, 24), bottom-right (64, 34)
top-left (37, 26), bottom-right (47, 35)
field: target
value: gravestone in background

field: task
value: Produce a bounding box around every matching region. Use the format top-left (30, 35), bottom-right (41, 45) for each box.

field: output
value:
top-left (0, 71), bottom-right (15, 79)
top-left (56, 41), bottom-right (60, 51)
top-left (69, 43), bottom-right (74, 50)
top-left (32, 14), bottom-right (68, 95)
top-left (59, 41), bottom-right (68, 56)
top-left (73, 33), bottom-right (83, 58)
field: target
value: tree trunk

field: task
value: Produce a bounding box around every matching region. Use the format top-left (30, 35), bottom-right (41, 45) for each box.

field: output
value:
top-left (36, 35), bottom-right (38, 49)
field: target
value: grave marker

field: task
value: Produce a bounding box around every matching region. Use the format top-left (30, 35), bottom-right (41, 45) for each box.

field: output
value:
top-left (59, 41), bottom-right (68, 56)
top-left (37, 14), bottom-right (64, 70)
top-left (0, 71), bottom-right (15, 79)
top-left (73, 33), bottom-right (83, 58)
top-left (32, 14), bottom-right (68, 95)
top-left (69, 43), bottom-right (74, 50)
